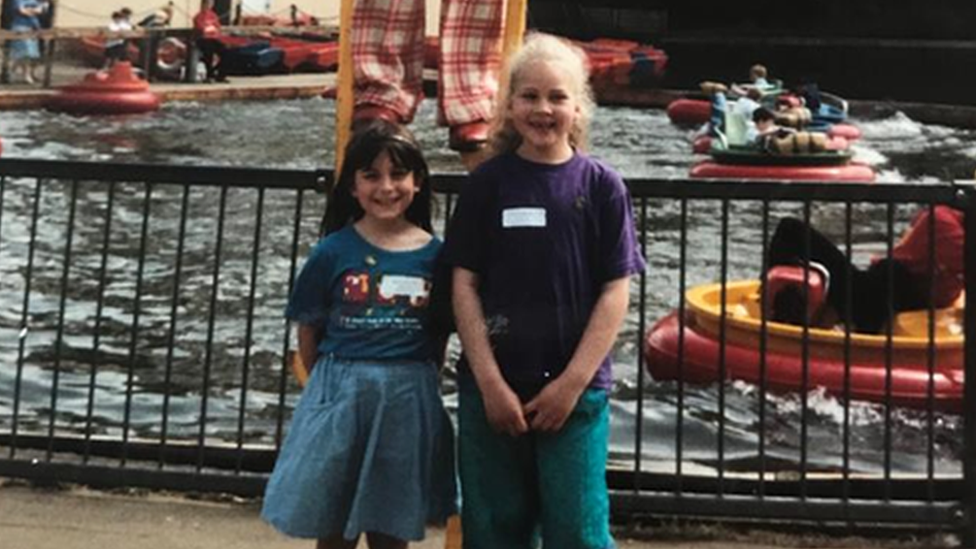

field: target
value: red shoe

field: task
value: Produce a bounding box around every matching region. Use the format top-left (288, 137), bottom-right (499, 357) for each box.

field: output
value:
top-left (448, 121), bottom-right (489, 152)
top-left (352, 104), bottom-right (403, 126)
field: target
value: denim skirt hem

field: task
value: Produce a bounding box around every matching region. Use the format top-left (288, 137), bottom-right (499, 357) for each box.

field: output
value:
top-left (261, 355), bottom-right (457, 541)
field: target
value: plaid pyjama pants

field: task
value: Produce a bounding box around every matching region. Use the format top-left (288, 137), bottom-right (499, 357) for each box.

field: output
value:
top-left (352, 0), bottom-right (504, 126)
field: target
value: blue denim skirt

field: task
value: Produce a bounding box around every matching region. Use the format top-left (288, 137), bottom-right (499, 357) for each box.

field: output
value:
top-left (261, 355), bottom-right (457, 541)
top-left (10, 26), bottom-right (40, 60)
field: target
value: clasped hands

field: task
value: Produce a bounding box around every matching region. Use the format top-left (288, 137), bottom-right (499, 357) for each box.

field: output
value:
top-left (481, 375), bottom-right (585, 437)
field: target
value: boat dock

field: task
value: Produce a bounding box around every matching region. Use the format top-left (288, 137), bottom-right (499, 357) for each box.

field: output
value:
top-left (0, 67), bottom-right (334, 111)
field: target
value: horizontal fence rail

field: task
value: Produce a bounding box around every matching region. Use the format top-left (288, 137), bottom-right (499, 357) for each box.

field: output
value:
top-left (0, 158), bottom-right (973, 540)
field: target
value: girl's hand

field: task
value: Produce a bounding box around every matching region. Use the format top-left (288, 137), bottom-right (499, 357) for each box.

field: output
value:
top-left (481, 381), bottom-right (529, 437)
top-left (523, 376), bottom-right (585, 432)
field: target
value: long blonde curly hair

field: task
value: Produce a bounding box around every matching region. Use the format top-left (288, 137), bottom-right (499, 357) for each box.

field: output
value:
top-left (488, 33), bottom-right (596, 157)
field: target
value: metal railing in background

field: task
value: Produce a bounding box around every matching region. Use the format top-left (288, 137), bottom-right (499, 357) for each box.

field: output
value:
top-left (0, 158), bottom-right (973, 542)
top-left (0, 24), bottom-right (337, 87)
top-left (619, 180), bottom-right (975, 545)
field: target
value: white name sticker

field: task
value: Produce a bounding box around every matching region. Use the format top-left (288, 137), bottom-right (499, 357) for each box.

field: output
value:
top-left (379, 275), bottom-right (428, 299)
top-left (502, 207), bottom-right (547, 228)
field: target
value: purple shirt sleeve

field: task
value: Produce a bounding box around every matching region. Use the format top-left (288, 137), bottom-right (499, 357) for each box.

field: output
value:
top-left (596, 170), bottom-right (646, 282)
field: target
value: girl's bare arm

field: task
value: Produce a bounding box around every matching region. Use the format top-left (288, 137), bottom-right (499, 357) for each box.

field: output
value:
top-left (297, 323), bottom-right (321, 374)
top-left (524, 276), bottom-right (630, 432)
top-left (453, 267), bottom-right (528, 437)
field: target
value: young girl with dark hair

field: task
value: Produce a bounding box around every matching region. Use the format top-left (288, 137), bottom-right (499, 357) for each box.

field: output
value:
top-left (262, 120), bottom-right (456, 549)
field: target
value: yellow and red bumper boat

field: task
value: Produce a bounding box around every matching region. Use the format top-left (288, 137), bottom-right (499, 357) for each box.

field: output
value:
top-left (644, 279), bottom-right (965, 412)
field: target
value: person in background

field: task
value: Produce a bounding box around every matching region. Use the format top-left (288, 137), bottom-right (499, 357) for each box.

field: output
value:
top-left (138, 2), bottom-right (173, 27)
top-left (733, 87), bottom-right (764, 142)
top-left (444, 33), bottom-right (645, 549)
top-left (794, 78), bottom-right (822, 114)
top-left (731, 63), bottom-right (775, 96)
top-left (752, 107), bottom-right (788, 147)
top-left (9, 0), bottom-right (47, 84)
top-left (137, 3), bottom-right (174, 77)
top-left (699, 80), bottom-right (728, 138)
top-left (765, 206), bottom-right (964, 333)
top-left (748, 63), bottom-right (774, 90)
top-left (193, 0), bottom-right (227, 82)
top-left (349, 0), bottom-right (505, 157)
top-left (261, 120), bottom-right (457, 549)
top-left (103, 8), bottom-right (133, 69)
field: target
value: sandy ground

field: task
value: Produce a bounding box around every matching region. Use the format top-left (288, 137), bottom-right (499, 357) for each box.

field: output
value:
top-left (0, 479), bottom-right (955, 549)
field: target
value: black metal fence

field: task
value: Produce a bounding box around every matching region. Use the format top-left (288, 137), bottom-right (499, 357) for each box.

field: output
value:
top-left (0, 158), bottom-right (973, 541)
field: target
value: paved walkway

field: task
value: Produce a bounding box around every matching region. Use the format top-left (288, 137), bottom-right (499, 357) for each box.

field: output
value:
top-left (0, 480), bottom-right (944, 549)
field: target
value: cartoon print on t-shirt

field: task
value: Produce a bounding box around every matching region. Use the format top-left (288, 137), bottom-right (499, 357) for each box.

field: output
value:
top-left (339, 271), bottom-right (432, 330)
top-left (342, 272), bottom-right (371, 303)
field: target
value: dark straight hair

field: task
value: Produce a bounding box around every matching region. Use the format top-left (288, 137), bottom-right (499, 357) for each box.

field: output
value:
top-left (321, 119), bottom-right (433, 236)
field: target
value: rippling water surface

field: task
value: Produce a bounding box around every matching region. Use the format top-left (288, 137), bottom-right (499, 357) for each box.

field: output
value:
top-left (1, 98), bottom-right (973, 476)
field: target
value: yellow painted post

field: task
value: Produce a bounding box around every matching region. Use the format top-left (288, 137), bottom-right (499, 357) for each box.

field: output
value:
top-left (498, 0), bottom-right (528, 99)
top-left (334, 0), bottom-right (356, 173)
top-left (443, 515), bottom-right (463, 549)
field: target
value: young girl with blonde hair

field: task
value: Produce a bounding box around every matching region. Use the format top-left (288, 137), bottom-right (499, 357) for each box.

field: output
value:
top-left (486, 33), bottom-right (596, 157)
top-left (443, 33), bottom-right (645, 549)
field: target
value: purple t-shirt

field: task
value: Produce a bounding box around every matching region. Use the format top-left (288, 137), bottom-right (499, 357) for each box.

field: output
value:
top-left (443, 152), bottom-right (646, 397)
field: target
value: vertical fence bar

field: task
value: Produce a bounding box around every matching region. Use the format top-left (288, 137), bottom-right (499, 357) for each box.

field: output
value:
top-left (758, 199), bottom-right (770, 497)
top-left (633, 196), bottom-right (648, 491)
top-left (276, 188), bottom-right (305, 450)
top-left (46, 179), bottom-right (78, 461)
top-left (924, 202), bottom-right (937, 505)
top-left (799, 200), bottom-right (811, 500)
top-left (841, 201), bottom-right (853, 512)
top-left (41, 38), bottom-right (55, 87)
top-left (121, 183), bottom-right (153, 467)
top-left (443, 193), bottom-right (455, 233)
top-left (84, 181), bottom-right (116, 463)
top-left (159, 184), bottom-right (190, 469)
top-left (0, 175), bottom-right (5, 277)
top-left (0, 39), bottom-right (9, 84)
top-left (883, 203), bottom-right (895, 502)
top-left (236, 187), bottom-right (265, 473)
top-left (717, 198), bottom-right (729, 495)
top-left (0, 174), bottom-right (5, 444)
top-left (10, 177), bottom-right (43, 459)
top-left (674, 198), bottom-right (687, 491)
top-left (197, 186), bottom-right (228, 471)
top-left (961, 183), bottom-right (976, 547)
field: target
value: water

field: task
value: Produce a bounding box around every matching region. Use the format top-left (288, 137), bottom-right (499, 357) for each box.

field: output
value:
top-left (0, 98), bottom-right (973, 476)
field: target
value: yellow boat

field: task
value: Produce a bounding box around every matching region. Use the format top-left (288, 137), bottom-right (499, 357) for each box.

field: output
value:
top-left (644, 280), bottom-right (965, 411)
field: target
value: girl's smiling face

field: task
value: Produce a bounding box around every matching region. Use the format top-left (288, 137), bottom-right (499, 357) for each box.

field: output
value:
top-left (351, 151), bottom-right (419, 225)
top-left (508, 59), bottom-right (580, 163)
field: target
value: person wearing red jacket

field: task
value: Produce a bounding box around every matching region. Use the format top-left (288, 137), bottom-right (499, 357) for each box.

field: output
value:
top-left (766, 205), bottom-right (965, 333)
top-left (193, 0), bottom-right (226, 82)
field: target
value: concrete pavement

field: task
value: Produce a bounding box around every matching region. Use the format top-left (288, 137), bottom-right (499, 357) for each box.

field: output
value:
top-left (0, 480), bottom-right (946, 549)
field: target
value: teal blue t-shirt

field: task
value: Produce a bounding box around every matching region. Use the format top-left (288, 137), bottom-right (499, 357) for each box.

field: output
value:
top-left (286, 225), bottom-right (441, 361)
